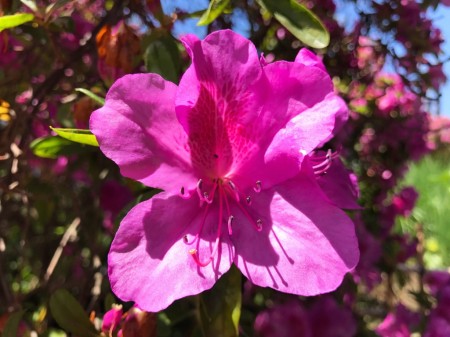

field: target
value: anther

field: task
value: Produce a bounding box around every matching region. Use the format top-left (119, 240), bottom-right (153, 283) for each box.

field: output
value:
top-left (254, 180), bottom-right (262, 193)
top-left (183, 235), bottom-right (188, 243)
top-left (189, 249), bottom-right (212, 267)
top-left (256, 219), bottom-right (263, 230)
top-left (204, 191), bottom-right (213, 204)
top-left (197, 179), bottom-right (203, 189)
top-left (227, 215), bottom-right (234, 235)
top-left (246, 196), bottom-right (252, 205)
top-left (179, 186), bottom-right (191, 199)
top-left (228, 180), bottom-right (240, 202)
top-left (196, 179), bottom-right (204, 200)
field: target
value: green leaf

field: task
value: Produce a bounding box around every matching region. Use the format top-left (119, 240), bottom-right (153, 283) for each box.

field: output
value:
top-left (2, 310), bottom-right (25, 337)
top-left (30, 136), bottom-right (96, 158)
top-left (49, 289), bottom-right (100, 337)
top-left (50, 127), bottom-right (99, 147)
top-left (197, 0), bottom-right (231, 26)
top-left (144, 35), bottom-right (181, 83)
top-left (0, 13), bottom-right (34, 32)
top-left (198, 266), bottom-right (242, 337)
top-left (257, 0), bottom-right (330, 49)
top-left (75, 88), bottom-right (105, 106)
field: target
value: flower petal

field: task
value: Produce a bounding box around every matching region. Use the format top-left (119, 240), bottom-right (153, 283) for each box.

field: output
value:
top-left (232, 168), bottom-right (359, 295)
top-left (90, 73), bottom-right (196, 193)
top-left (176, 30), bottom-right (263, 130)
top-left (235, 92), bottom-right (348, 191)
top-left (270, 92), bottom-right (347, 156)
top-left (295, 48), bottom-right (326, 71)
top-left (233, 61), bottom-right (344, 190)
top-left (316, 158), bottom-right (361, 209)
top-left (175, 30), bottom-right (266, 177)
top-left (108, 193), bottom-right (234, 312)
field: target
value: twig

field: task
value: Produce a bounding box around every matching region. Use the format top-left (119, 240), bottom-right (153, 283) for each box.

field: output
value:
top-left (43, 217), bottom-right (80, 283)
top-left (0, 237), bottom-right (14, 310)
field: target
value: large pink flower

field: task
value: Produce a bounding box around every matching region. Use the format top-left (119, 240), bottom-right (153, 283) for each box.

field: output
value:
top-left (90, 30), bottom-right (359, 312)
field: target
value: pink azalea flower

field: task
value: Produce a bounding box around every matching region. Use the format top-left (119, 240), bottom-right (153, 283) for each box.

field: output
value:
top-left (376, 305), bottom-right (419, 337)
top-left (90, 30), bottom-right (359, 312)
top-left (425, 271), bottom-right (450, 297)
top-left (308, 296), bottom-right (357, 337)
top-left (391, 187), bottom-right (418, 217)
top-left (312, 151), bottom-right (360, 210)
top-left (102, 304), bottom-right (123, 334)
top-left (254, 296), bottom-right (356, 337)
top-left (100, 180), bottom-right (134, 232)
top-left (254, 301), bottom-right (312, 337)
top-left (425, 285), bottom-right (450, 336)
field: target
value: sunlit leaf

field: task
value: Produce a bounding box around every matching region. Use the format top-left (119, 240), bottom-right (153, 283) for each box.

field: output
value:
top-left (20, 0), bottom-right (38, 12)
top-left (49, 289), bottom-right (100, 337)
top-left (257, 0), bottom-right (330, 48)
top-left (198, 266), bottom-right (242, 337)
top-left (2, 310), bottom-right (25, 337)
top-left (75, 88), bottom-right (105, 105)
top-left (0, 13), bottom-right (34, 32)
top-left (50, 127), bottom-right (99, 147)
top-left (197, 0), bottom-right (231, 26)
top-left (45, 0), bottom-right (73, 16)
top-left (30, 136), bottom-right (95, 158)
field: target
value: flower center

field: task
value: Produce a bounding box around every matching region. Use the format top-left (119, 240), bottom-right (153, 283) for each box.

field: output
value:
top-left (179, 178), bottom-right (263, 267)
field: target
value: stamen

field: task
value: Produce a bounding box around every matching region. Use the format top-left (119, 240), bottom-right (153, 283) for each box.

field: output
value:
top-left (189, 249), bottom-right (211, 267)
top-left (189, 183), bottom-right (224, 267)
top-left (256, 219), bottom-right (263, 230)
top-left (235, 201), bottom-right (263, 232)
top-left (312, 150), bottom-right (337, 176)
top-left (254, 180), bottom-right (262, 193)
top-left (196, 179), bottom-right (204, 201)
top-left (222, 188), bottom-right (231, 215)
top-left (221, 187), bottom-right (232, 235)
top-left (246, 196), bottom-right (252, 205)
top-left (183, 202), bottom-right (211, 245)
top-left (203, 180), bottom-right (218, 204)
top-left (310, 149), bottom-right (339, 163)
top-left (227, 215), bottom-right (234, 235)
top-left (228, 180), bottom-right (240, 202)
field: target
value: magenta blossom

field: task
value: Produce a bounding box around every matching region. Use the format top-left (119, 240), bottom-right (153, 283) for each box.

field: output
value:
top-left (102, 304), bottom-right (123, 334)
top-left (90, 30), bottom-right (359, 312)
top-left (254, 296), bottom-right (356, 337)
top-left (254, 301), bottom-right (312, 337)
top-left (376, 305), bottom-right (419, 337)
